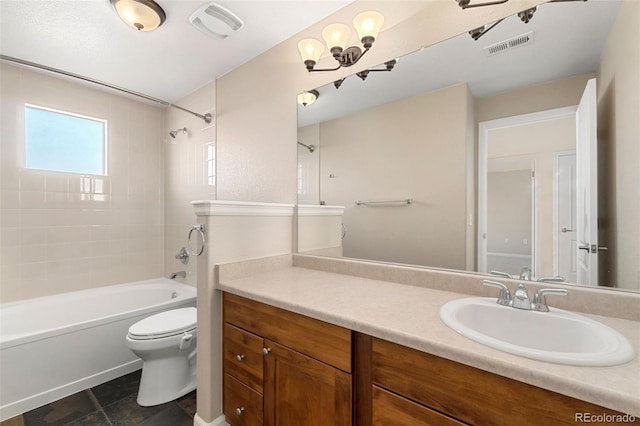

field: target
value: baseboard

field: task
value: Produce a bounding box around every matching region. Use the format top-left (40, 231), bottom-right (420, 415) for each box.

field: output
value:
top-left (194, 413), bottom-right (228, 426)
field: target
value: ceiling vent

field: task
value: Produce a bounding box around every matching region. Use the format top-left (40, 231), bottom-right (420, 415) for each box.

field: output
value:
top-left (189, 2), bottom-right (244, 40)
top-left (484, 31), bottom-right (533, 56)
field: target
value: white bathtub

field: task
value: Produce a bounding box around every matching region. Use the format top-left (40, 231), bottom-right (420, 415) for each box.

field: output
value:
top-left (0, 278), bottom-right (196, 421)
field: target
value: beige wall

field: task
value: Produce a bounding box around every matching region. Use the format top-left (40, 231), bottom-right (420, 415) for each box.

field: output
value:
top-left (596, 0), bottom-right (640, 291)
top-left (163, 82), bottom-right (216, 287)
top-left (215, 0), bottom-right (545, 206)
top-left (0, 63), bottom-right (164, 302)
top-left (317, 83), bottom-right (471, 270)
top-left (475, 73), bottom-right (594, 124)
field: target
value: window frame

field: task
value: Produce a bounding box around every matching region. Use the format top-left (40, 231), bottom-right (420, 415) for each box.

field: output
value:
top-left (24, 103), bottom-right (108, 176)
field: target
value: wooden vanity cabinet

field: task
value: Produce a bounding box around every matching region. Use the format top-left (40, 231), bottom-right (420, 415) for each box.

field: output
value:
top-left (223, 292), bottom-right (352, 426)
top-left (358, 335), bottom-right (636, 426)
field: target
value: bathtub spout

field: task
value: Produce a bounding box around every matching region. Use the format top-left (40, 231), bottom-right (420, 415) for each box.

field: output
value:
top-left (170, 271), bottom-right (186, 280)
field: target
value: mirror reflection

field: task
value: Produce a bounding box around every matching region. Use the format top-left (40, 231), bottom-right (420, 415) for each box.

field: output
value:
top-left (297, 0), bottom-right (639, 291)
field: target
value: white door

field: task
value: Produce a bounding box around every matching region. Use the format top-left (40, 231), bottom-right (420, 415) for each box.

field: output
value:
top-left (575, 78), bottom-right (599, 285)
top-left (556, 152), bottom-right (577, 282)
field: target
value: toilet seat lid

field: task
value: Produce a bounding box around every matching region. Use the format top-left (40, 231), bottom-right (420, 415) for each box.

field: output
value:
top-left (128, 307), bottom-right (197, 339)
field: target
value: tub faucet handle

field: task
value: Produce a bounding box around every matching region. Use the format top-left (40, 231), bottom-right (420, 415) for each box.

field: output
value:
top-left (175, 247), bottom-right (189, 264)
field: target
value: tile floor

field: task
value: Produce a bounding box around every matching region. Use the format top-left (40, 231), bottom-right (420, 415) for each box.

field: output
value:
top-left (1, 370), bottom-right (196, 426)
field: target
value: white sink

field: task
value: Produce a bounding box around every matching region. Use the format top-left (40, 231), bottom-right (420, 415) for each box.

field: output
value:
top-left (440, 297), bottom-right (634, 366)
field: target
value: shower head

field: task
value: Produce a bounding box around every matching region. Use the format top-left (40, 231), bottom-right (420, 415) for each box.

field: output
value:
top-left (297, 141), bottom-right (315, 153)
top-left (169, 127), bottom-right (187, 138)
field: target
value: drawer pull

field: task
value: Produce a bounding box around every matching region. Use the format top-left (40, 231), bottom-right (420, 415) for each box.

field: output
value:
top-left (235, 354), bottom-right (245, 361)
top-left (263, 347), bottom-right (271, 356)
top-left (236, 407), bottom-right (245, 416)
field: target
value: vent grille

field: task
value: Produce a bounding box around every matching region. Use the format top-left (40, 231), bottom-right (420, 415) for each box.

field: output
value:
top-left (484, 31), bottom-right (534, 56)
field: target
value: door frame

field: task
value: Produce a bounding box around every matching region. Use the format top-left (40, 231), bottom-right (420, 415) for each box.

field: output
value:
top-left (477, 106), bottom-right (577, 275)
top-left (553, 150), bottom-right (577, 278)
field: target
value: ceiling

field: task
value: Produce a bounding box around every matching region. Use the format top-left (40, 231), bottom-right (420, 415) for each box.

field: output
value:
top-left (0, 0), bottom-right (353, 103)
top-left (298, 0), bottom-right (622, 127)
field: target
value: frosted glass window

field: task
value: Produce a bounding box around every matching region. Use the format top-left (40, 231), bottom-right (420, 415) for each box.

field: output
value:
top-left (207, 143), bottom-right (215, 186)
top-left (25, 105), bottom-right (107, 175)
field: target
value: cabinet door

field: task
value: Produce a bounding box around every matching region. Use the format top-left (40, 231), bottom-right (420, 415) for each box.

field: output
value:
top-left (372, 385), bottom-right (465, 426)
top-left (264, 340), bottom-right (351, 426)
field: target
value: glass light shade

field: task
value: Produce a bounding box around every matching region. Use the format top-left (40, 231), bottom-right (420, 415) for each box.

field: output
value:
top-left (297, 38), bottom-right (325, 63)
top-left (111, 0), bottom-right (166, 32)
top-left (297, 91), bottom-right (318, 107)
top-left (352, 11), bottom-right (384, 41)
top-left (321, 23), bottom-right (351, 51)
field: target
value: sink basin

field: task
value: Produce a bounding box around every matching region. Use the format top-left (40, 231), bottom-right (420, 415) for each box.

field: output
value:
top-left (440, 297), bottom-right (634, 366)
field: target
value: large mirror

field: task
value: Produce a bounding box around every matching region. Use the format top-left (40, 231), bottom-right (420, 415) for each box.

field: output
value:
top-left (297, 0), bottom-right (640, 292)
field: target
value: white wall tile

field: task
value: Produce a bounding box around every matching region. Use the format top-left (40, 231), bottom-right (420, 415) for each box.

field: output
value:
top-left (0, 63), bottom-right (165, 302)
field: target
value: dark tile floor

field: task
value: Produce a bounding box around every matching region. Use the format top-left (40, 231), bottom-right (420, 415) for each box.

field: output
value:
top-left (1, 370), bottom-right (196, 426)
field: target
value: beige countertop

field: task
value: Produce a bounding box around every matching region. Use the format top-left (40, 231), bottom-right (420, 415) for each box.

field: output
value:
top-left (218, 265), bottom-right (640, 416)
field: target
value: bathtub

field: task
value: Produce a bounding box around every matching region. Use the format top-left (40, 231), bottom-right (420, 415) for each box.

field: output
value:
top-left (0, 278), bottom-right (196, 421)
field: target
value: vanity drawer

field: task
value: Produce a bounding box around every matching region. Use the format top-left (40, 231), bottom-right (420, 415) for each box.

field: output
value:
top-left (371, 337), bottom-right (630, 425)
top-left (224, 373), bottom-right (263, 426)
top-left (223, 292), bottom-right (351, 373)
top-left (224, 323), bottom-right (264, 394)
top-left (372, 385), bottom-right (464, 426)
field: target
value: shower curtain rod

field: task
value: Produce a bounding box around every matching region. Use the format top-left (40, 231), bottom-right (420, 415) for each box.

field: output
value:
top-left (0, 55), bottom-right (213, 124)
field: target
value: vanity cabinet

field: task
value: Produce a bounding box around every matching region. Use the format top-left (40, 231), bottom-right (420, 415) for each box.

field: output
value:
top-left (223, 292), bottom-right (634, 425)
top-left (223, 292), bottom-right (352, 425)
top-left (359, 335), bottom-right (635, 426)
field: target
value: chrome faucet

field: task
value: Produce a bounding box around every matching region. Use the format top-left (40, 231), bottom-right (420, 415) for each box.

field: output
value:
top-left (490, 269), bottom-right (566, 283)
top-left (170, 271), bottom-right (186, 279)
top-left (536, 276), bottom-right (566, 283)
top-left (532, 288), bottom-right (569, 312)
top-left (482, 280), bottom-right (512, 306)
top-left (512, 283), bottom-right (531, 310)
top-left (490, 270), bottom-right (513, 279)
top-left (175, 247), bottom-right (189, 265)
top-left (519, 267), bottom-right (532, 281)
top-left (483, 279), bottom-right (568, 312)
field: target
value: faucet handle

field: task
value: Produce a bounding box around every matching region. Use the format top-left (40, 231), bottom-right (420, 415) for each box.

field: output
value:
top-left (490, 270), bottom-right (513, 279)
top-left (532, 288), bottom-right (568, 312)
top-left (482, 280), bottom-right (512, 306)
top-left (536, 276), bottom-right (566, 283)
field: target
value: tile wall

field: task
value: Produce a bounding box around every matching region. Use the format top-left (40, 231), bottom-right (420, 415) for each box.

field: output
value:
top-left (0, 63), bottom-right (164, 302)
top-left (163, 82), bottom-right (216, 287)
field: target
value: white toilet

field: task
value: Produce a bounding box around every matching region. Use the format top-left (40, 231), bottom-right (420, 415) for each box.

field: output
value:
top-left (126, 307), bottom-right (197, 406)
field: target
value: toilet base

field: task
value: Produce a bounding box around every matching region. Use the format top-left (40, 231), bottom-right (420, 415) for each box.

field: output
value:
top-left (136, 352), bottom-right (197, 406)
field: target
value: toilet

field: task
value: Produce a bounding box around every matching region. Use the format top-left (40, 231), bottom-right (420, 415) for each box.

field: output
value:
top-left (126, 307), bottom-right (197, 406)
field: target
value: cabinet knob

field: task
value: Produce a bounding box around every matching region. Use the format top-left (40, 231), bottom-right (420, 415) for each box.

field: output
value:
top-left (235, 354), bottom-right (245, 361)
top-left (262, 347), bottom-right (271, 356)
top-left (236, 407), bottom-right (245, 416)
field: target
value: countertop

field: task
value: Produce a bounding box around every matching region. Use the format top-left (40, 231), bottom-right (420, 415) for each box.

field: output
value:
top-left (218, 265), bottom-right (640, 416)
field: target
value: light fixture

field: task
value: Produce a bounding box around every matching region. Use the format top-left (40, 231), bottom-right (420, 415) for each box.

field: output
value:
top-left (468, 19), bottom-right (505, 40)
top-left (298, 11), bottom-right (384, 72)
top-left (518, 6), bottom-right (537, 23)
top-left (297, 90), bottom-right (319, 106)
top-left (333, 58), bottom-right (397, 89)
top-left (356, 59), bottom-right (397, 81)
top-left (467, 0), bottom-right (588, 40)
top-left (455, 0), bottom-right (508, 9)
top-left (109, 0), bottom-right (166, 32)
